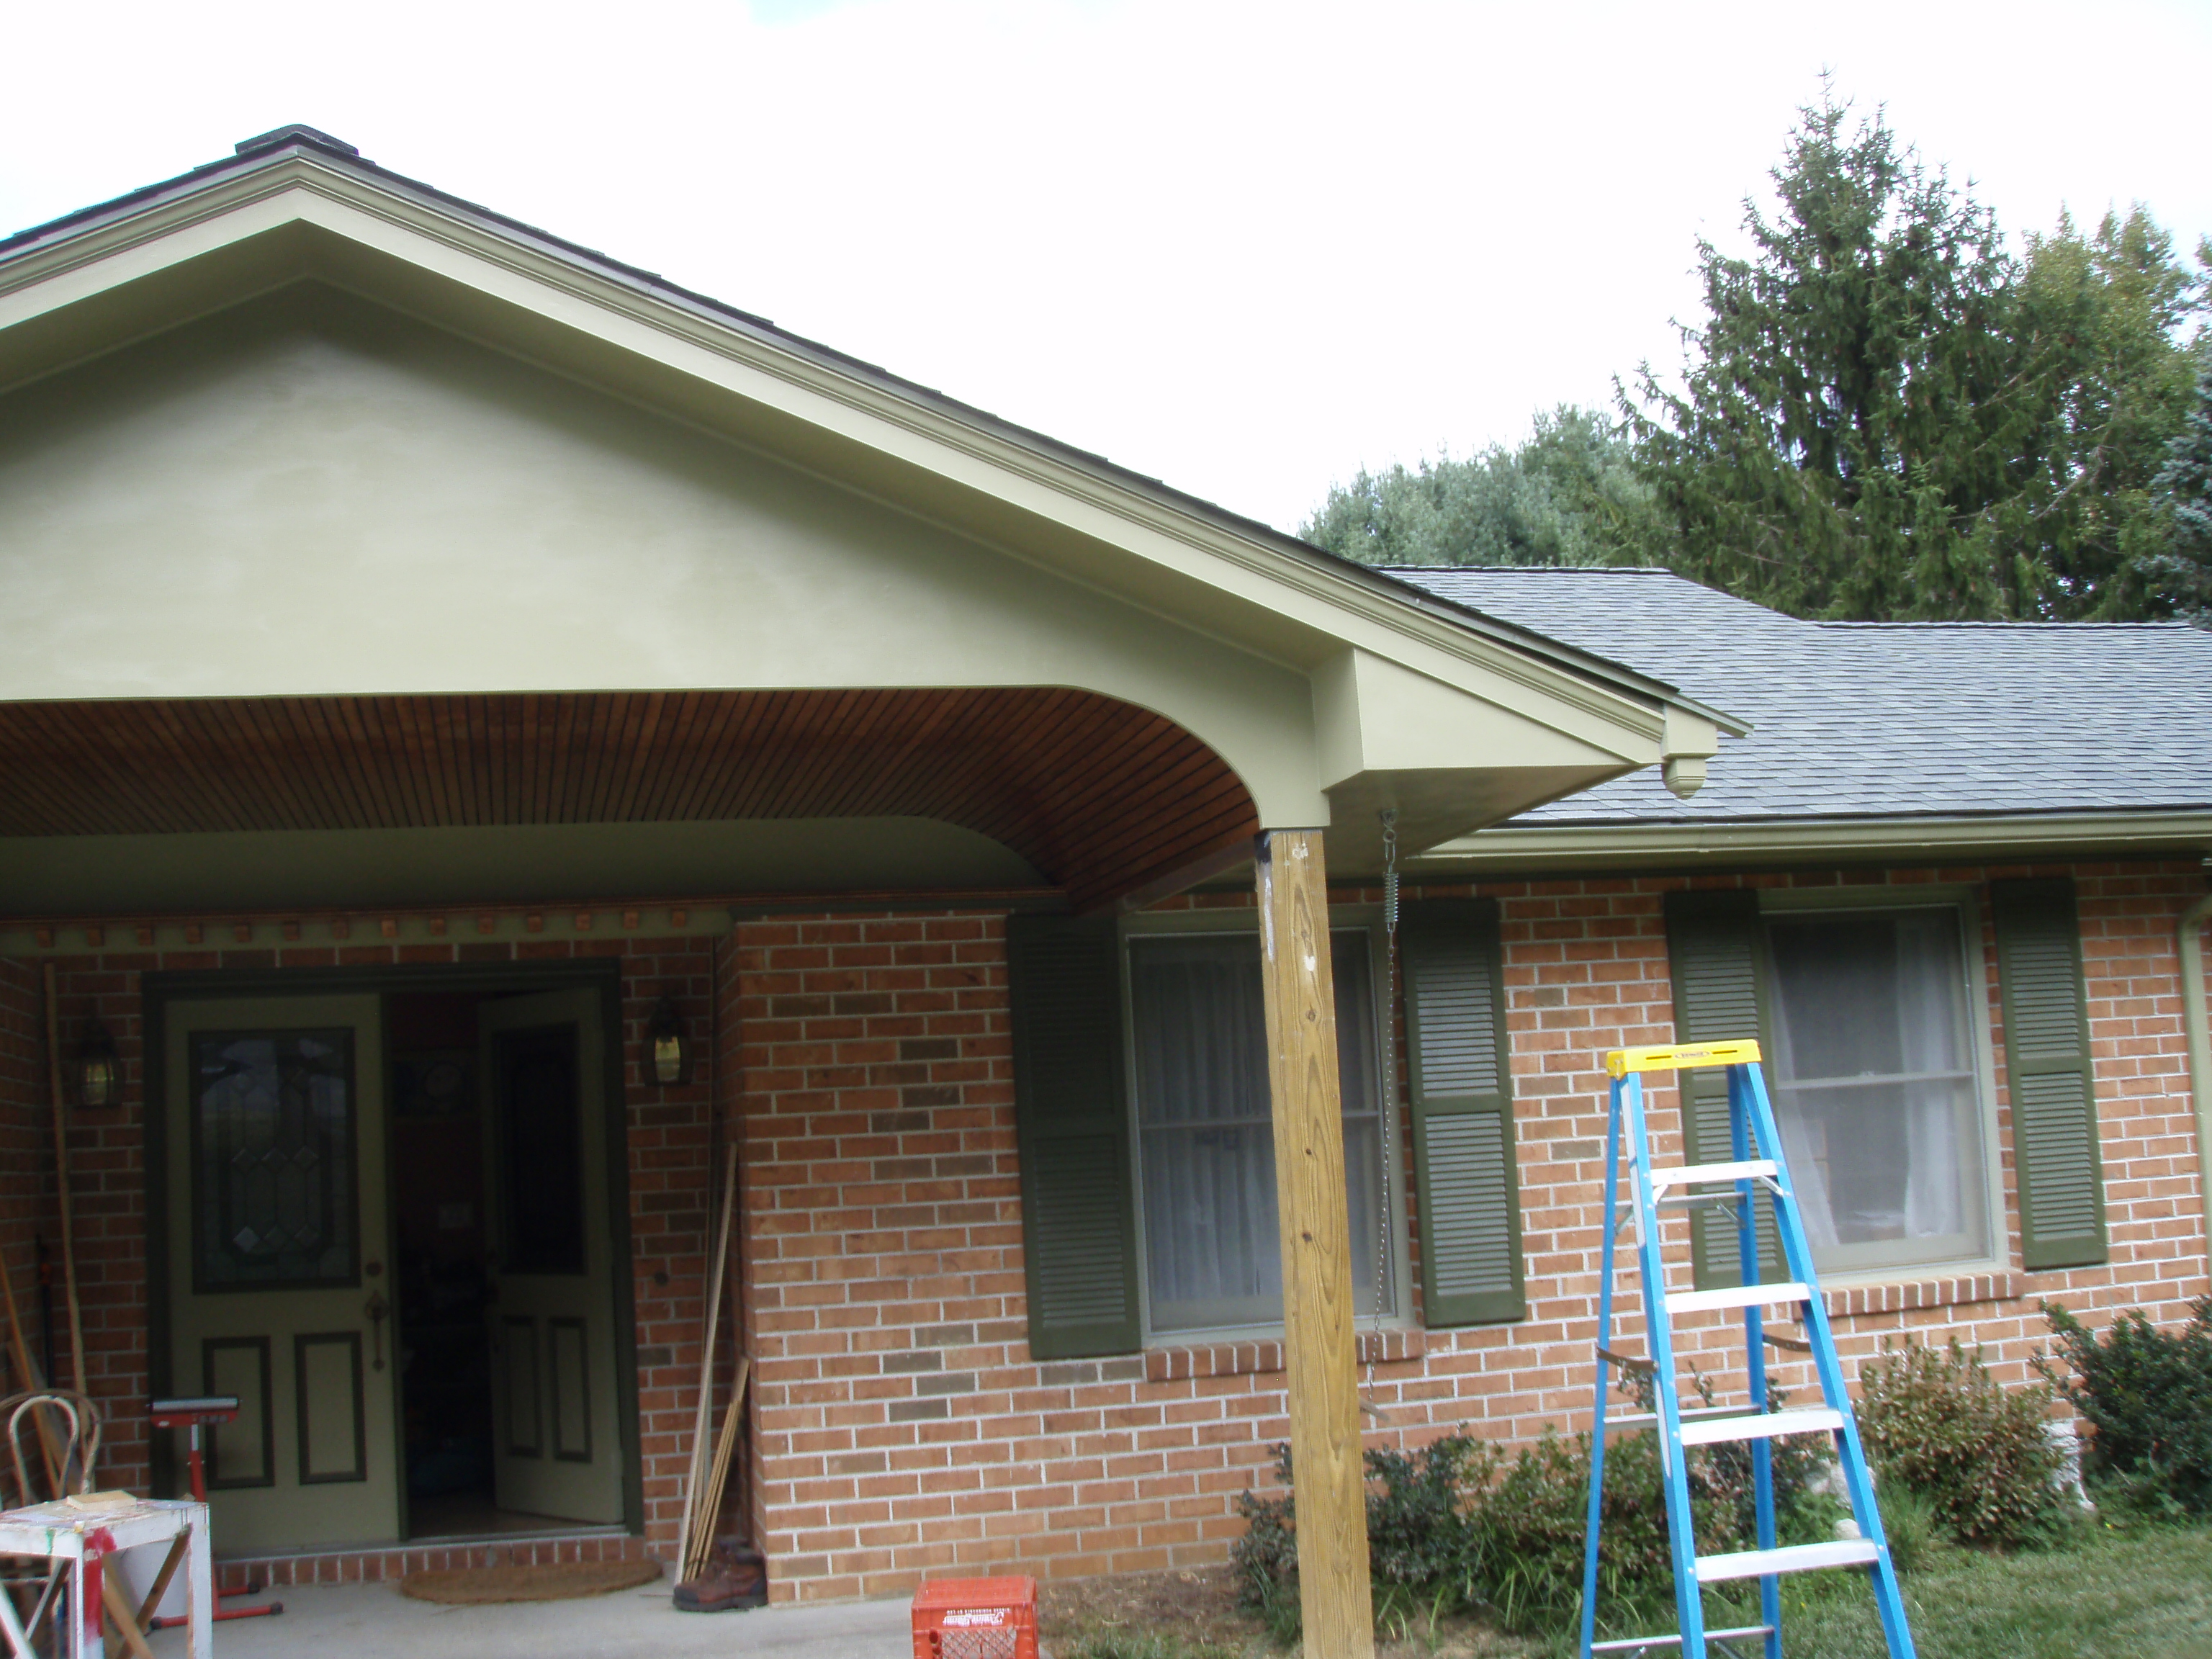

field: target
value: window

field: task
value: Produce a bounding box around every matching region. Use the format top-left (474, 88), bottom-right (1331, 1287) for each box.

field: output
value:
top-left (1125, 926), bottom-right (1394, 1336)
top-left (193, 1028), bottom-right (357, 1290)
top-left (1761, 905), bottom-right (1992, 1276)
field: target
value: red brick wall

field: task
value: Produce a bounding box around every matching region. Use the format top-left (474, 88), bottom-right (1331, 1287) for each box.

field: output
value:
top-left (9, 930), bottom-right (716, 1557)
top-left (6, 857), bottom-right (2203, 1598)
top-left (0, 958), bottom-right (43, 1406)
top-left (733, 912), bottom-right (1045, 1603)
top-left (732, 861), bottom-right (2209, 1603)
top-left (1423, 860), bottom-right (2212, 1434)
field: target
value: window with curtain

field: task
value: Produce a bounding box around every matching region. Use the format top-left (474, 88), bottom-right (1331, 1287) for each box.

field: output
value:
top-left (1763, 907), bottom-right (1990, 1275)
top-left (1127, 929), bottom-right (1390, 1335)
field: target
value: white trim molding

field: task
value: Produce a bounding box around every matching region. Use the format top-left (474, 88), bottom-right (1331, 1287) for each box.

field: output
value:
top-left (1410, 810), bottom-right (2212, 873)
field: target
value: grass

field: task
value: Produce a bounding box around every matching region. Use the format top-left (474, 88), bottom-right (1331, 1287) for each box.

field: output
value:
top-left (1740, 1521), bottom-right (2212, 1659)
top-left (1053, 1522), bottom-right (2212, 1659)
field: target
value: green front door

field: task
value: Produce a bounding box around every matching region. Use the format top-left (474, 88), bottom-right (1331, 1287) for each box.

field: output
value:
top-left (481, 988), bottom-right (623, 1524)
top-left (163, 994), bottom-right (400, 1550)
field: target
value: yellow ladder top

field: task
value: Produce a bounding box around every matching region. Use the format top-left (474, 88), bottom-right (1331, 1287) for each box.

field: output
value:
top-left (1605, 1039), bottom-right (1761, 1078)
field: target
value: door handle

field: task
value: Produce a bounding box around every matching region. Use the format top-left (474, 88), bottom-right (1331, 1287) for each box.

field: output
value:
top-left (365, 1290), bottom-right (390, 1371)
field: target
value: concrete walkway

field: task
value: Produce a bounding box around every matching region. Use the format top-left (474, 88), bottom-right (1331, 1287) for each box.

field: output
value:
top-left (143, 1578), bottom-right (918, 1659)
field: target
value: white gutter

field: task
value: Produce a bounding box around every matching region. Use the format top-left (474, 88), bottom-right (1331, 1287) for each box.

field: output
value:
top-left (2185, 891), bottom-right (2212, 1192)
top-left (1411, 809), bottom-right (2212, 872)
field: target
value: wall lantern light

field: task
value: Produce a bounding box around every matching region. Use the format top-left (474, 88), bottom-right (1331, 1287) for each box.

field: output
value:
top-left (75, 1020), bottom-right (120, 1109)
top-left (646, 995), bottom-right (693, 1087)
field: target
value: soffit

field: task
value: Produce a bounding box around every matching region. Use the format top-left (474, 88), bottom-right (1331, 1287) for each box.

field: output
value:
top-left (0, 688), bottom-right (1258, 913)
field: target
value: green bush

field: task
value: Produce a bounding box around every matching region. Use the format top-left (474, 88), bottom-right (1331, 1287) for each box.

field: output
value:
top-left (1232, 1377), bottom-right (1835, 1642)
top-left (2041, 1298), bottom-right (2212, 1516)
top-left (1870, 1486), bottom-right (1942, 1576)
top-left (1856, 1337), bottom-right (2068, 1548)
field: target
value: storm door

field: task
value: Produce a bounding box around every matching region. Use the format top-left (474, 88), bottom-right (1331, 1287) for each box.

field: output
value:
top-left (163, 994), bottom-right (398, 1550)
top-left (480, 988), bottom-right (622, 1524)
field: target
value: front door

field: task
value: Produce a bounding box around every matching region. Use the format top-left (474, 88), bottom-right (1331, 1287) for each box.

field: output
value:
top-left (480, 989), bottom-right (623, 1524)
top-left (163, 994), bottom-right (399, 1550)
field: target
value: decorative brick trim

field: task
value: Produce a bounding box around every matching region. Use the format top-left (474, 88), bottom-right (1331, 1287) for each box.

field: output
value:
top-left (1359, 1327), bottom-right (1428, 1365)
top-left (1824, 1272), bottom-right (2022, 1319)
top-left (212, 1530), bottom-right (647, 1591)
top-left (1142, 1328), bottom-right (1426, 1382)
top-left (1144, 1341), bottom-right (1280, 1382)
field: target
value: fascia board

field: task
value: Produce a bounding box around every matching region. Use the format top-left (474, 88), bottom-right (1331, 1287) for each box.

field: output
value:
top-left (1408, 810), bottom-right (2212, 871)
top-left (0, 156), bottom-right (1691, 763)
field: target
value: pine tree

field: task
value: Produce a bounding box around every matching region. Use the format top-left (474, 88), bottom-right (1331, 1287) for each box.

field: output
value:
top-left (1622, 94), bottom-right (2206, 621)
top-left (1622, 91), bottom-right (2029, 619)
top-left (2146, 343), bottom-right (2212, 622)
top-left (2010, 213), bottom-right (2208, 617)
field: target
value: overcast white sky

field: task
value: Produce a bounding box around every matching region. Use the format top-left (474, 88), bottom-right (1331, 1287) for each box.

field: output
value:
top-left (4, 1), bottom-right (2206, 532)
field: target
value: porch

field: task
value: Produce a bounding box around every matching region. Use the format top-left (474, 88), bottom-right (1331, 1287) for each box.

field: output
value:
top-left (137, 1577), bottom-right (915, 1659)
top-left (0, 127), bottom-right (1734, 1655)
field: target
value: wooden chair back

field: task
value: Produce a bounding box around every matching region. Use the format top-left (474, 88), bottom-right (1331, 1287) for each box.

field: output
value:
top-left (0, 1390), bottom-right (101, 1510)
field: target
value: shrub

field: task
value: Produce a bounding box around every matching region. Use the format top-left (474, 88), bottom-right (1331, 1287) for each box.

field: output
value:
top-left (1231, 1375), bottom-right (1836, 1642)
top-left (2041, 1298), bottom-right (2212, 1516)
top-left (1871, 1485), bottom-right (1942, 1576)
top-left (1856, 1337), bottom-right (2068, 1548)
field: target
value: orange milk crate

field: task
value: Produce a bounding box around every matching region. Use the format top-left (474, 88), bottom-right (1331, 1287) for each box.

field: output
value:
top-left (910, 1575), bottom-right (1040, 1659)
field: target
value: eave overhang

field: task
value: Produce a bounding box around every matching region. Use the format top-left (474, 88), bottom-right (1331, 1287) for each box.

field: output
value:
top-left (1410, 809), bottom-right (2212, 876)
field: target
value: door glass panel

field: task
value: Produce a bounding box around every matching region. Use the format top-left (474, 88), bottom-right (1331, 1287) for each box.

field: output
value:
top-left (194, 1030), bottom-right (357, 1289)
top-left (496, 1025), bottom-right (586, 1276)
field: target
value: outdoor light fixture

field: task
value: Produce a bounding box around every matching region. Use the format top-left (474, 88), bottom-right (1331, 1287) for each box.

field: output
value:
top-left (75, 1020), bottom-right (120, 1109)
top-left (647, 994), bottom-right (693, 1087)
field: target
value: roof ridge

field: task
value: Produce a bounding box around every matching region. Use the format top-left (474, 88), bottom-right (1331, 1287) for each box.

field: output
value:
top-left (1379, 563), bottom-right (1676, 574)
top-left (1820, 619), bottom-right (2205, 632)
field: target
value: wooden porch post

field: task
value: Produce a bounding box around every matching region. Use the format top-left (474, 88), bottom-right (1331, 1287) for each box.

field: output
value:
top-left (1254, 829), bottom-right (1374, 1659)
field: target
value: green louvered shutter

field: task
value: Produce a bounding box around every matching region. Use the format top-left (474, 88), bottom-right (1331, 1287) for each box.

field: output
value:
top-left (1402, 899), bottom-right (1524, 1326)
top-left (1663, 889), bottom-right (1781, 1288)
top-left (1008, 914), bottom-right (1141, 1357)
top-left (1992, 880), bottom-right (2108, 1270)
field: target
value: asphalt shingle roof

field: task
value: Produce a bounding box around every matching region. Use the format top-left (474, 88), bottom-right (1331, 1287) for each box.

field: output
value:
top-left (1388, 567), bottom-right (2212, 827)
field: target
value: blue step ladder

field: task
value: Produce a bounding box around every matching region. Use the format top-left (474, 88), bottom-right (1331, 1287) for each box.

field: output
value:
top-left (1577, 1040), bottom-right (1917, 1659)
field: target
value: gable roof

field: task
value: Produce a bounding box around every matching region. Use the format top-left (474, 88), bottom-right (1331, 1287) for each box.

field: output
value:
top-left (0, 124), bottom-right (1735, 835)
top-left (1390, 566), bottom-right (2212, 867)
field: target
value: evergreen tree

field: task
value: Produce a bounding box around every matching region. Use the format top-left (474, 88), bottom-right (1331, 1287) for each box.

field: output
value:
top-left (1300, 406), bottom-right (1671, 567)
top-left (1622, 91), bottom-right (2031, 619)
top-left (2146, 342), bottom-right (2212, 622)
top-left (1623, 94), bottom-right (2206, 621)
top-left (2009, 212), bottom-right (2208, 617)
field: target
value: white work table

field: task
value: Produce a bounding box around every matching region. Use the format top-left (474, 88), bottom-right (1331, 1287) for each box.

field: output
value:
top-left (0, 1496), bottom-right (210, 1659)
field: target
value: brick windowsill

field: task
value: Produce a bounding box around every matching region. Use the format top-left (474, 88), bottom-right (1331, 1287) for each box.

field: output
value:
top-left (1143, 1328), bottom-right (1427, 1383)
top-left (1823, 1270), bottom-right (2022, 1318)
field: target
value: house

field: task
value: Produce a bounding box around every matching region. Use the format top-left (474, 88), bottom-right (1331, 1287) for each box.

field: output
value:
top-left (0, 126), bottom-right (2205, 1629)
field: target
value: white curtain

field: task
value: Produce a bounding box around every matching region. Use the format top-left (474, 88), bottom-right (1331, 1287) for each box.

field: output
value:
top-left (1765, 909), bottom-right (1976, 1269)
top-left (1130, 934), bottom-right (1385, 1331)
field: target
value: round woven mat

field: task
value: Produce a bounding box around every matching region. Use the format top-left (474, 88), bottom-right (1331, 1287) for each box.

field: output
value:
top-left (399, 1559), bottom-right (662, 1604)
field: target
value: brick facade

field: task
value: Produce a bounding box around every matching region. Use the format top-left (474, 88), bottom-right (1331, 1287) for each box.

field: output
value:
top-left (1, 858), bottom-right (2203, 1603)
top-left (731, 861), bottom-right (2210, 1603)
top-left (0, 927), bottom-right (719, 1559)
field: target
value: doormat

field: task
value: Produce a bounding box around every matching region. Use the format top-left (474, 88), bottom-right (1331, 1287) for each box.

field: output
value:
top-left (399, 1560), bottom-right (662, 1604)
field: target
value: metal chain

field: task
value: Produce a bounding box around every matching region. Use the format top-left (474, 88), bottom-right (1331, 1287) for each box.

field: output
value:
top-left (1375, 809), bottom-right (1399, 1351)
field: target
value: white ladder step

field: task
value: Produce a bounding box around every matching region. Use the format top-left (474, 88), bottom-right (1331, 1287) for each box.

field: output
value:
top-left (1694, 1539), bottom-right (1880, 1583)
top-left (1602, 1403), bottom-right (1755, 1430)
top-left (1591, 1627), bottom-right (1774, 1655)
top-left (1677, 1407), bottom-right (1845, 1447)
top-left (1666, 1281), bottom-right (1812, 1316)
top-left (1647, 1159), bottom-right (1776, 1192)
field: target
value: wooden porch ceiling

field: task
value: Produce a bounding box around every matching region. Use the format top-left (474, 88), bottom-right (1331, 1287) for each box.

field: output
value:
top-left (0, 689), bottom-right (1259, 912)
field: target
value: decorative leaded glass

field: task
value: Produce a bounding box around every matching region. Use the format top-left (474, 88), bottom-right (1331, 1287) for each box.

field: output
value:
top-left (194, 1030), bottom-right (356, 1289)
